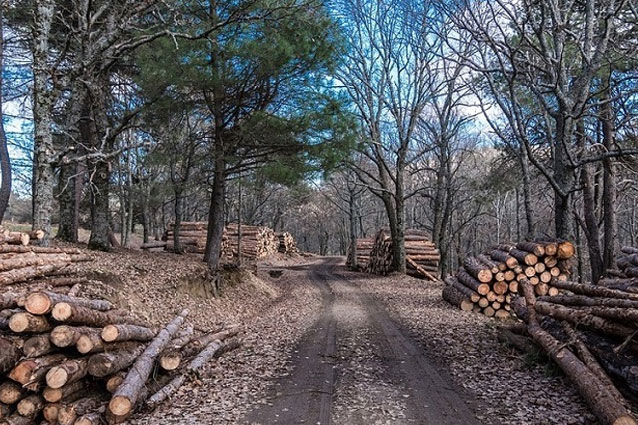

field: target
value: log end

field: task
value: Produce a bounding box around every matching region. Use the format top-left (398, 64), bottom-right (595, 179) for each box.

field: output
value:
top-left (52, 303), bottom-right (73, 321)
top-left (101, 325), bottom-right (119, 342)
top-left (25, 292), bottom-right (52, 315)
top-left (76, 335), bottom-right (95, 354)
top-left (478, 270), bottom-right (493, 283)
top-left (8, 313), bottom-right (29, 333)
top-left (106, 375), bottom-right (124, 393)
top-left (109, 395), bottom-right (132, 417)
top-left (43, 387), bottom-right (63, 403)
top-left (45, 366), bottom-right (68, 389)
top-left (159, 354), bottom-right (181, 371)
top-left (613, 417), bottom-right (638, 425)
top-left (50, 326), bottom-right (75, 347)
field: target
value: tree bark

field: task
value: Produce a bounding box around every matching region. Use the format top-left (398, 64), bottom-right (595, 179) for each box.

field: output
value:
top-left (0, 6), bottom-right (11, 224)
top-left (601, 82), bottom-right (617, 274)
top-left (88, 159), bottom-right (111, 251)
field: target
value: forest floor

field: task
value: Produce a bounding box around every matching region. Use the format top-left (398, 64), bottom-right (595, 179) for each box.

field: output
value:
top-left (67, 249), bottom-right (598, 425)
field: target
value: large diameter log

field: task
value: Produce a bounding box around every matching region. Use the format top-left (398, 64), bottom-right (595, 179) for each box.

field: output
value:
top-left (8, 312), bottom-right (51, 333)
top-left (463, 258), bottom-right (492, 283)
top-left (442, 285), bottom-right (473, 311)
top-left (25, 292), bottom-right (112, 315)
top-left (8, 354), bottom-right (66, 386)
top-left (0, 337), bottom-right (21, 374)
top-left (51, 303), bottom-right (144, 327)
top-left (519, 280), bottom-right (636, 425)
top-left (108, 310), bottom-right (189, 417)
top-left (159, 325), bottom-right (195, 371)
top-left (516, 241), bottom-right (545, 256)
top-left (557, 241), bottom-right (576, 259)
top-left (87, 345), bottom-right (146, 377)
top-left (0, 263), bottom-right (69, 286)
top-left (101, 324), bottom-right (155, 343)
top-left (45, 358), bottom-right (89, 389)
top-left (509, 249), bottom-right (538, 266)
top-left (489, 250), bottom-right (518, 268)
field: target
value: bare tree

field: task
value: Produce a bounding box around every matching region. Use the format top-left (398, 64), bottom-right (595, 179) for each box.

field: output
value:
top-left (0, 1), bottom-right (11, 223)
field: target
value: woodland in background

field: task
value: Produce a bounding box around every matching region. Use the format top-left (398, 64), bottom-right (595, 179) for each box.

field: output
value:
top-left (0, 0), bottom-right (636, 283)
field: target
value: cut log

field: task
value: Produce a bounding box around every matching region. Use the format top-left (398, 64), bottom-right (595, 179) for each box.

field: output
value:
top-left (0, 382), bottom-right (26, 404)
top-left (50, 326), bottom-right (100, 348)
top-left (105, 373), bottom-right (126, 393)
top-left (509, 249), bottom-right (538, 266)
top-left (101, 324), bottom-right (155, 343)
top-left (456, 269), bottom-right (489, 295)
top-left (16, 394), bottom-right (43, 416)
top-left (489, 250), bottom-right (518, 268)
top-left (516, 241), bottom-right (545, 256)
top-left (8, 312), bottom-right (51, 333)
top-left (0, 337), bottom-right (21, 373)
top-left (444, 277), bottom-right (480, 303)
top-left (43, 380), bottom-right (88, 403)
top-left (23, 334), bottom-right (53, 358)
top-left (158, 325), bottom-right (195, 371)
top-left (463, 258), bottom-right (492, 283)
top-left (108, 309), bottom-right (188, 417)
top-left (442, 285), bottom-right (473, 311)
top-left (45, 358), bottom-right (89, 389)
top-left (8, 354), bottom-right (66, 386)
top-left (87, 345), bottom-right (146, 378)
top-left (0, 412), bottom-right (35, 424)
top-left (57, 397), bottom-right (105, 425)
top-left (551, 280), bottom-right (638, 301)
top-left (51, 303), bottom-right (144, 327)
top-left (25, 292), bottom-right (112, 315)
top-left (75, 412), bottom-right (103, 425)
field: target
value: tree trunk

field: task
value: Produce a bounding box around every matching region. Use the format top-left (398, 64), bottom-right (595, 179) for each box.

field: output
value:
top-left (520, 146), bottom-right (535, 238)
top-left (204, 159), bottom-right (225, 273)
top-left (0, 7), bottom-right (11, 224)
top-left (88, 159), bottom-right (111, 251)
top-left (601, 83), bottom-right (617, 274)
top-left (56, 163), bottom-right (78, 242)
top-left (553, 116), bottom-right (574, 241)
top-left (580, 161), bottom-right (604, 283)
top-left (31, 0), bottom-right (57, 244)
top-left (173, 188), bottom-right (184, 253)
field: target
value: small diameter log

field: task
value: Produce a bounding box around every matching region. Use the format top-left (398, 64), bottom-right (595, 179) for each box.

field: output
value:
top-left (43, 403), bottom-right (60, 422)
top-left (181, 327), bottom-right (241, 358)
top-left (87, 345), bottom-right (146, 378)
top-left (57, 397), bottom-right (105, 425)
top-left (8, 312), bottom-right (51, 333)
top-left (159, 325), bottom-right (195, 371)
top-left (16, 394), bottom-right (43, 417)
top-left (444, 277), bottom-right (480, 303)
top-left (551, 280), bottom-right (638, 300)
top-left (46, 358), bottom-right (89, 389)
top-left (519, 280), bottom-right (636, 425)
top-left (101, 324), bottom-right (155, 343)
top-left (51, 303), bottom-right (144, 327)
top-left (509, 249), bottom-right (538, 266)
top-left (492, 281), bottom-right (508, 295)
top-left (147, 337), bottom-right (228, 409)
top-left (8, 354), bottom-right (66, 386)
top-left (534, 302), bottom-right (636, 338)
top-left (43, 380), bottom-right (88, 403)
top-left (75, 412), bottom-right (103, 425)
top-left (516, 241), bottom-right (545, 256)
top-left (456, 269), bottom-right (489, 295)
top-left (0, 263), bottom-right (69, 286)
top-left (0, 382), bottom-right (26, 404)
top-left (50, 325), bottom-right (100, 348)
top-left (539, 295), bottom-right (638, 309)
top-left (25, 292), bottom-right (113, 315)
top-left (463, 258), bottom-right (492, 283)
top-left (105, 373), bottom-right (126, 393)
top-left (489, 250), bottom-right (518, 268)
top-left (0, 412), bottom-right (34, 425)
top-left (23, 334), bottom-right (53, 358)
top-left (442, 285), bottom-right (473, 312)
top-left (109, 309), bottom-right (188, 417)
top-left (0, 337), bottom-right (21, 373)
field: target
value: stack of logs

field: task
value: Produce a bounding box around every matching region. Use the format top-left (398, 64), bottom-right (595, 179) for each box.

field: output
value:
top-left (0, 290), bottom-right (241, 424)
top-left (160, 222), bottom-right (286, 260)
top-left (345, 238), bottom-right (374, 271)
top-left (605, 246), bottom-right (638, 285)
top-left (364, 229), bottom-right (440, 281)
top-left (504, 275), bottom-right (638, 425)
top-left (443, 240), bottom-right (575, 319)
top-left (277, 232), bottom-right (298, 255)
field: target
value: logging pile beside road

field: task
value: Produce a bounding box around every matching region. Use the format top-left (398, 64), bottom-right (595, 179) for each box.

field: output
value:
top-left (364, 229), bottom-right (440, 281)
top-left (0, 290), bottom-right (241, 424)
top-left (159, 222), bottom-right (295, 260)
top-left (277, 232), bottom-right (298, 255)
top-left (443, 240), bottom-right (575, 319)
top-left (345, 238), bottom-right (374, 270)
top-left (505, 278), bottom-right (638, 425)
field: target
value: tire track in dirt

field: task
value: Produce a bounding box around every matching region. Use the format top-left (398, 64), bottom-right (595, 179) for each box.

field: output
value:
top-left (244, 257), bottom-right (480, 425)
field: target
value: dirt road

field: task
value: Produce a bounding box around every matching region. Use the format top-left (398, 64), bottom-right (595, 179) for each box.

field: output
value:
top-left (244, 257), bottom-right (480, 425)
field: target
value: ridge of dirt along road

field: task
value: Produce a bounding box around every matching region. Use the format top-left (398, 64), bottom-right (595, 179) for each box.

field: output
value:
top-left (244, 257), bottom-right (480, 425)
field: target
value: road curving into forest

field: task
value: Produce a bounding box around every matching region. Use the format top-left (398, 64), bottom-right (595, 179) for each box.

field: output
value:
top-left (244, 256), bottom-right (480, 425)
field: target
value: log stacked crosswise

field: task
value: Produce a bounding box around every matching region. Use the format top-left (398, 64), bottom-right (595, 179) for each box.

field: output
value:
top-left (364, 229), bottom-right (440, 281)
top-left (162, 222), bottom-right (296, 260)
top-left (443, 240), bottom-right (576, 319)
